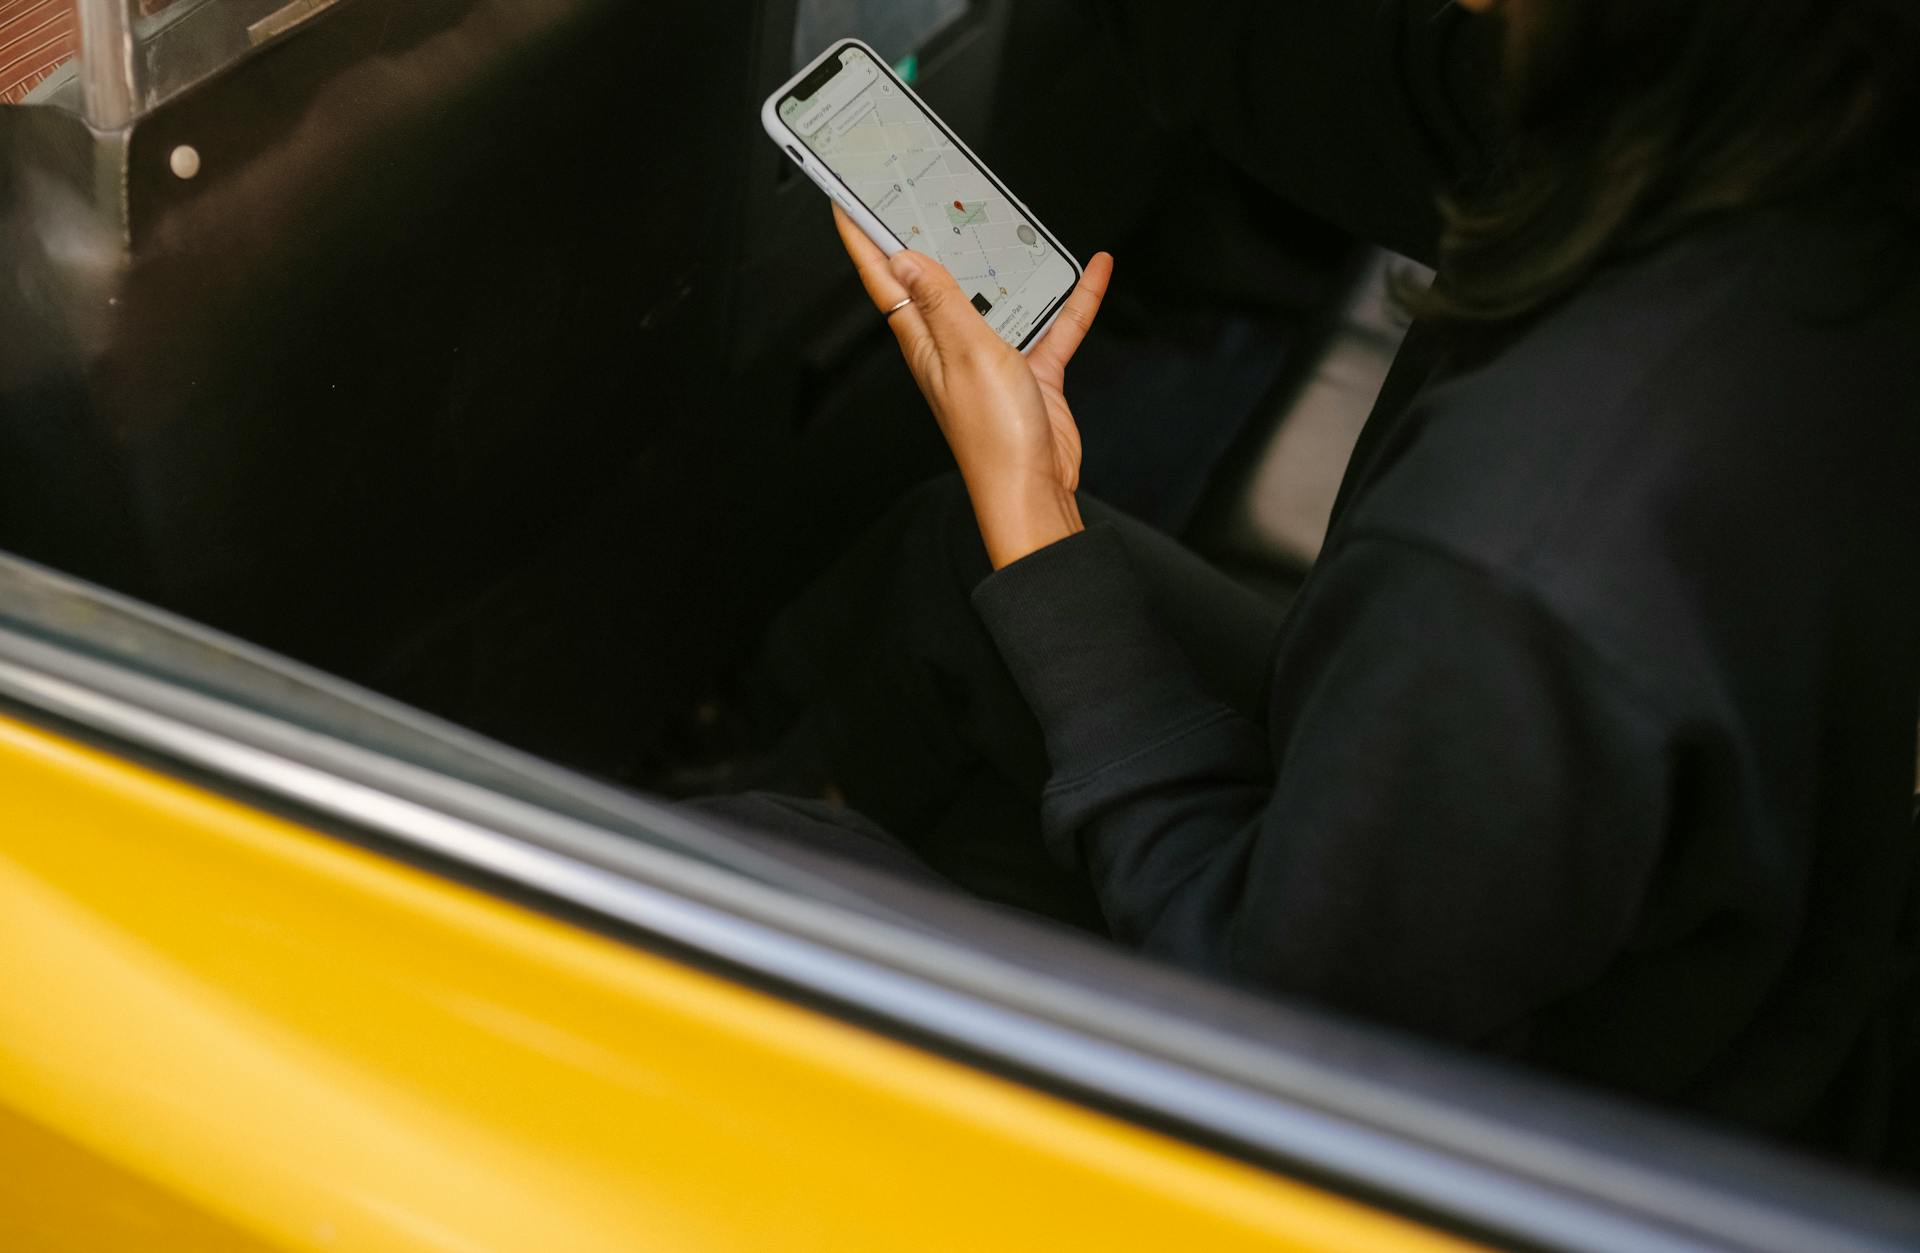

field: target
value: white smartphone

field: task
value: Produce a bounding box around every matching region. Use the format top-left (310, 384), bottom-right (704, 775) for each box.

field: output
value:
top-left (763, 38), bottom-right (1083, 353)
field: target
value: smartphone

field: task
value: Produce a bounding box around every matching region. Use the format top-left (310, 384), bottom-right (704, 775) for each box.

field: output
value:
top-left (763, 39), bottom-right (1082, 353)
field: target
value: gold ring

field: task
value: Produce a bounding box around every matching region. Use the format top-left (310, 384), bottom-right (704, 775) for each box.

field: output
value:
top-left (883, 296), bottom-right (914, 318)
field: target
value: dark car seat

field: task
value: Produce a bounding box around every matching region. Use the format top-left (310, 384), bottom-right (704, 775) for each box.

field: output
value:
top-left (1893, 787), bottom-right (1920, 1177)
top-left (0, 0), bottom-right (764, 763)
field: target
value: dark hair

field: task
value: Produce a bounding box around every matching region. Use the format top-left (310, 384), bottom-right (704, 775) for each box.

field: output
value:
top-left (1409, 0), bottom-right (1920, 327)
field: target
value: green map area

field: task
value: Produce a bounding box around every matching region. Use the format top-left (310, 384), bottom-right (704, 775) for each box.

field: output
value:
top-left (943, 200), bottom-right (988, 228)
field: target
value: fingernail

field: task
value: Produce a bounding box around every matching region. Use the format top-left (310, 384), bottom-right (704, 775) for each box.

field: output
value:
top-left (889, 252), bottom-right (921, 282)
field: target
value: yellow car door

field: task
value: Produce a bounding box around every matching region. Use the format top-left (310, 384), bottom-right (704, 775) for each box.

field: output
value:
top-left (2, 554), bottom-right (1917, 1253)
top-left (0, 712), bottom-right (1463, 1252)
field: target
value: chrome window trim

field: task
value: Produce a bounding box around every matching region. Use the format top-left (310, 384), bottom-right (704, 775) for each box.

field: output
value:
top-left (76, 0), bottom-right (138, 126)
top-left (2, 620), bottom-right (1917, 1253)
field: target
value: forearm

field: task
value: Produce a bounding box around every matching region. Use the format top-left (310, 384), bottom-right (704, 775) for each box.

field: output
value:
top-left (972, 524), bottom-right (1276, 948)
top-left (963, 475), bottom-right (1086, 571)
top-left (975, 530), bottom-right (1673, 1042)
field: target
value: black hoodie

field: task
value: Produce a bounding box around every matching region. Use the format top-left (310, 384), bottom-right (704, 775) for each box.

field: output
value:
top-left (970, 0), bottom-right (1920, 1160)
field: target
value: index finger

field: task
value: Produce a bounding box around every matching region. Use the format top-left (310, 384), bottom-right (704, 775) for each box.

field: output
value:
top-left (833, 203), bottom-right (910, 312)
top-left (830, 203), bottom-right (944, 379)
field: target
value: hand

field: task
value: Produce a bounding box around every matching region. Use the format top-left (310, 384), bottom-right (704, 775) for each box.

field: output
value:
top-left (833, 204), bottom-right (1115, 569)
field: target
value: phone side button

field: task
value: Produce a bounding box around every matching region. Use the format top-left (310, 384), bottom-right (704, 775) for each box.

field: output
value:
top-left (805, 169), bottom-right (851, 209)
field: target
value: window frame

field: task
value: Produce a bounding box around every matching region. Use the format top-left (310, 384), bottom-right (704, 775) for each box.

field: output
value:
top-left (68, 0), bottom-right (342, 125)
top-left (1, 548), bottom-right (1916, 1253)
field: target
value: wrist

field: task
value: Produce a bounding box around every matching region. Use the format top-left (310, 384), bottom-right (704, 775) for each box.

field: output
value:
top-left (967, 478), bottom-right (1084, 570)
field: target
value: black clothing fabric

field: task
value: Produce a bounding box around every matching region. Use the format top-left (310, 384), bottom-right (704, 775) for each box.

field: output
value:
top-left (701, 481), bottom-right (1284, 929)
top-left (717, 0), bottom-right (1920, 1161)
top-left (978, 0), bottom-right (1920, 1152)
top-left (1103, 0), bottom-right (1502, 267)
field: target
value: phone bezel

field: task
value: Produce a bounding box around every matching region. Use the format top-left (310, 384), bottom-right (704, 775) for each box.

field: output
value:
top-left (762, 38), bottom-right (1082, 354)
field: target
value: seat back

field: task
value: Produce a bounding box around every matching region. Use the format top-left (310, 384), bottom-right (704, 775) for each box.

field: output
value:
top-left (0, 0), bottom-right (757, 683)
top-left (1890, 793), bottom-right (1920, 1177)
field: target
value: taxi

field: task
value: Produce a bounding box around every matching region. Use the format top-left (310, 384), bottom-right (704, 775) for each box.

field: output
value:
top-left (3, 1), bottom-right (1918, 1248)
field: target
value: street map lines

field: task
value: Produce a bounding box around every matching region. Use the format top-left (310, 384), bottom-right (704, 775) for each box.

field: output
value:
top-left (802, 73), bottom-right (1074, 344)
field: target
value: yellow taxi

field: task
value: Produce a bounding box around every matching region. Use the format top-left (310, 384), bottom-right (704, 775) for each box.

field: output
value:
top-left (2, 0), bottom-right (1917, 1249)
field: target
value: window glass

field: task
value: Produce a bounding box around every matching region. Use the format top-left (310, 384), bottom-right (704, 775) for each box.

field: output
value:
top-left (791, 0), bottom-right (968, 74)
top-left (135, 0), bottom-right (326, 110)
top-left (0, 2), bottom-right (77, 105)
top-left (33, 0), bottom-right (335, 121)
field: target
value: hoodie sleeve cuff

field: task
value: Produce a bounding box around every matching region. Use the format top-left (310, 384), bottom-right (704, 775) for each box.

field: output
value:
top-left (970, 524), bottom-right (1224, 781)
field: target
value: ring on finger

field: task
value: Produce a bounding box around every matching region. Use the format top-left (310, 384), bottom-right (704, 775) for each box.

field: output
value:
top-left (883, 296), bottom-right (914, 319)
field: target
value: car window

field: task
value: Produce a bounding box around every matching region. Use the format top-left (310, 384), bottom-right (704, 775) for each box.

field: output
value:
top-left (791, 0), bottom-right (970, 72)
top-left (13, 0), bottom-right (336, 121)
top-left (1, 2), bottom-right (77, 105)
top-left (0, 551), bottom-right (880, 901)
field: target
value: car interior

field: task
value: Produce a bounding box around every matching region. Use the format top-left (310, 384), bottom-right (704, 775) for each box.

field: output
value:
top-left (3, 0), bottom-right (217, 108)
top-left (1, 0), bottom-right (1384, 773)
top-left (2, 0), bottom-right (1917, 1235)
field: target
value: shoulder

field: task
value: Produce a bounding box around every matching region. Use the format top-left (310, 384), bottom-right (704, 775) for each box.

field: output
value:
top-left (1340, 208), bottom-right (1920, 680)
top-left (1352, 210), bottom-right (1918, 559)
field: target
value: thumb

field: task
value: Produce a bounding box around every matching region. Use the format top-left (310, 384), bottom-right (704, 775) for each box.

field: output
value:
top-left (888, 250), bottom-right (994, 352)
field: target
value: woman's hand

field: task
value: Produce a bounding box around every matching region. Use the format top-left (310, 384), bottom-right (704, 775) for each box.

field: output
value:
top-left (833, 204), bottom-right (1114, 569)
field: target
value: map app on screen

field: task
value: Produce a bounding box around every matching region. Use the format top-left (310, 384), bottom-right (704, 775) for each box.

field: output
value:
top-left (780, 45), bottom-right (1079, 349)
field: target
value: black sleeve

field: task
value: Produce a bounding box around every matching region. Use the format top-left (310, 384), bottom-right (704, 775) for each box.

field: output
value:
top-left (973, 525), bottom-right (1672, 1042)
top-left (1100, 0), bottom-right (1501, 265)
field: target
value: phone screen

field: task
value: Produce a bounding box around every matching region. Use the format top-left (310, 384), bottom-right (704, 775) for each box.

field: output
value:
top-left (778, 44), bottom-right (1080, 350)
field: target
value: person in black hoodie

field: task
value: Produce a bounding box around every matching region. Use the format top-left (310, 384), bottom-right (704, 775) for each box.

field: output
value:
top-left (704, 0), bottom-right (1920, 1166)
